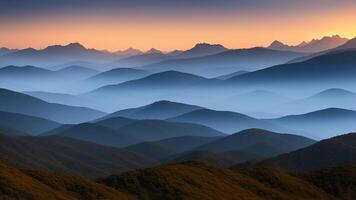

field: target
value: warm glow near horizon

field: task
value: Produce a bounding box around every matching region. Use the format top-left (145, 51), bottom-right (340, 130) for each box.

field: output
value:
top-left (0, 0), bottom-right (355, 51)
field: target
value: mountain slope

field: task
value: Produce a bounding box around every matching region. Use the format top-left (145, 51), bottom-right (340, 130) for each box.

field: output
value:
top-left (268, 35), bottom-right (348, 52)
top-left (0, 111), bottom-right (60, 135)
top-left (275, 88), bottom-right (356, 114)
top-left (102, 100), bottom-right (203, 120)
top-left (0, 164), bottom-right (134, 200)
top-left (174, 43), bottom-right (228, 58)
top-left (0, 134), bottom-right (156, 178)
top-left (259, 132), bottom-right (356, 171)
top-left (228, 49), bottom-right (356, 91)
top-left (124, 136), bottom-right (220, 160)
top-left (117, 119), bottom-right (224, 141)
top-left (48, 123), bottom-right (141, 147)
top-left (100, 161), bottom-right (334, 200)
top-left (169, 109), bottom-right (287, 133)
top-left (0, 43), bottom-right (116, 67)
top-left (0, 88), bottom-right (106, 123)
top-left (139, 47), bottom-right (306, 77)
top-left (269, 108), bottom-right (356, 138)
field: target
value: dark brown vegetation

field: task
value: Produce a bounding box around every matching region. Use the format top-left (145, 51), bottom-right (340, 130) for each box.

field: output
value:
top-left (99, 161), bottom-right (356, 200)
top-left (0, 164), bottom-right (134, 200)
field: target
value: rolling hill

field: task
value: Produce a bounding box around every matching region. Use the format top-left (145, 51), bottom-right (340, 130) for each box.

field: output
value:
top-left (117, 119), bottom-right (224, 141)
top-left (169, 109), bottom-right (287, 133)
top-left (46, 123), bottom-right (141, 147)
top-left (227, 49), bottom-right (356, 92)
top-left (0, 111), bottom-right (60, 135)
top-left (0, 134), bottom-right (156, 178)
top-left (259, 132), bottom-right (356, 171)
top-left (269, 108), bottom-right (356, 139)
top-left (275, 88), bottom-right (356, 114)
top-left (101, 100), bottom-right (203, 120)
top-left (0, 88), bottom-right (106, 123)
top-left (195, 129), bottom-right (315, 153)
top-left (124, 136), bottom-right (220, 160)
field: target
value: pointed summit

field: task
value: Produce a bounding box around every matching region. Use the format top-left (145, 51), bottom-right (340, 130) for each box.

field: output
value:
top-left (146, 48), bottom-right (162, 54)
top-left (268, 40), bottom-right (288, 49)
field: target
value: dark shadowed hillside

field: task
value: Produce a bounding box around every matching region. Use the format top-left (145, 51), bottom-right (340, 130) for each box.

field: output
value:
top-left (100, 161), bottom-right (338, 200)
top-left (195, 129), bottom-right (315, 153)
top-left (46, 123), bottom-right (141, 147)
top-left (0, 134), bottom-right (156, 178)
top-left (0, 111), bottom-right (60, 135)
top-left (0, 164), bottom-right (134, 200)
top-left (259, 133), bottom-right (356, 171)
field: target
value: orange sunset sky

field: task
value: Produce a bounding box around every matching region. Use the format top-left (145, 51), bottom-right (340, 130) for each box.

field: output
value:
top-left (0, 0), bottom-right (355, 51)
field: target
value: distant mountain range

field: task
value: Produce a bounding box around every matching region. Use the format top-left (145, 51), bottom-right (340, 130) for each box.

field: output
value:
top-left (227, 49), bottom-right (356, 93)
top-left (47, 116), bottom-right (224, 146)
top-left (0, 88), bottom-right (106, 124)
top-left (138, 47), bottom-right (306, 77)
top-left (0, 43), bottom-right (116, 67)
top-left (169, 109), bottom-right (288, 133)
top-left (287, 37), bottom-right (356, 63)
top-left (268, 35), bottom-right (348, 52)
top-left (274, 88), bottom-right (356, 115)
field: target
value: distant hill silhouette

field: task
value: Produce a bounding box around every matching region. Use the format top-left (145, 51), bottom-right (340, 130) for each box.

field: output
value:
top-left (268, 35), bottom-right (348, 52)
top-left (287, 37), bottom-right (356, 63)
top-left (116, 119), bottom-right (224, 141)
top-left (124, 136), bottom-right (220, 160)
top-left (0, 88), bottom-right (106, 123)
top-left (195, 129), bottom-right (315, 153)
top-left (95, 116), bottom-right (136, 130)
top-left (102, 100), bottom-right (203, 120)
top-left (56, 65), bottom-right (99, 79)
top-left (0, 43), bottom-right (116, 67)
top-left (115, 47), bottom-right (142, 57)
top-left (169, 109), bottom-right (288, 133)
top-left (46, 123), bottom-right (141, 147)
top-left (0, 47), bottom-right (17, 56)
top-left (227, 49), bottom-right (356, 91)
top-left (174, 43), bottom-right (228, 59)
top-left (0, 111), bottom-right (60, 135)
top-left (215, 70), bottom-right (249, 80)
top-left (0, 134), bottom-right (155, 178)
top-left (138, 47), bottom-right (306, 77)
top-left (269, 108), bottom-right (356, 139)
top-left (275, 88), bottom-right (356, 115)
top-left (259, 132), bottom-right (356, 171)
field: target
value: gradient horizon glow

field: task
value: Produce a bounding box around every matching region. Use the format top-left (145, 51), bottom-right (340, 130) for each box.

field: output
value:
top-left (0, 0), bottom-right (355, 51)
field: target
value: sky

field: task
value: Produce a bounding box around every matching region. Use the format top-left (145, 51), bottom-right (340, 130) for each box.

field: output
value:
top-left (0, 0), bottom-right (355, 51)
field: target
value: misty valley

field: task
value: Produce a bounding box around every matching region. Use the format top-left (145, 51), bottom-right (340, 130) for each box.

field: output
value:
top-left (1, 36), bottom-right (356, 200)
